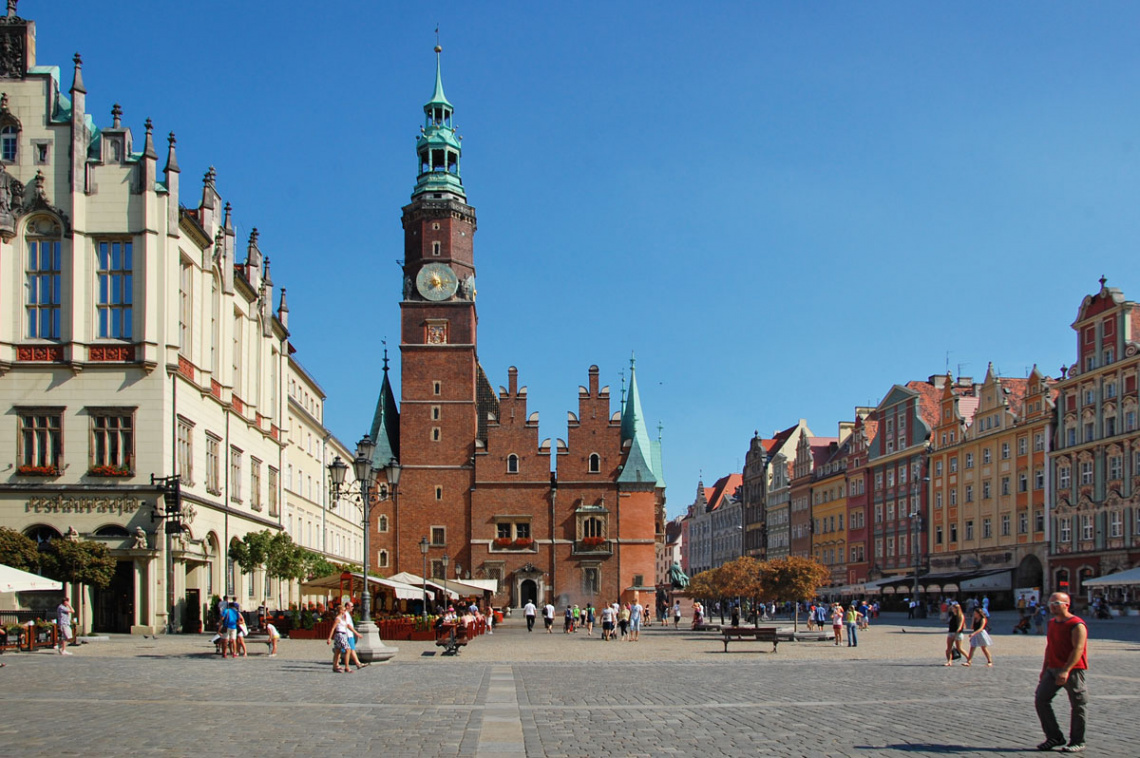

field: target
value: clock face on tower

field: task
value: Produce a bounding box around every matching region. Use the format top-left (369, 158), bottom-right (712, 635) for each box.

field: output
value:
top-left (416, 263), bottom-right (459, 301)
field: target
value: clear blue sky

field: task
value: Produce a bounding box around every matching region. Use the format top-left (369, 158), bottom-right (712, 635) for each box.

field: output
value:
top-left (35, 2), bottom-right (1140, 518)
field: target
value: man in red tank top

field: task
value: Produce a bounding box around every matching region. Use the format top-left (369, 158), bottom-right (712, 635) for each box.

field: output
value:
top-left (1034, 592), bottom-right (1088, 752)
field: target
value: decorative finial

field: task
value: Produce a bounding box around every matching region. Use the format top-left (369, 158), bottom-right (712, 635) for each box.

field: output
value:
top-left (382, 344), bottom-right (389, 371)
top-left (73, 52), bottom-right (82, 67)
top-left (144, 117), bottom-right (153, 134)
top-left (71, 53), bottom-right (86, 95)
top-left (168, 131), bottom-right (176, 147)
top-left (278, 287), bottom-right (289, 313)
top-left (223, 200), bottom-right (232, 229)
top-left (249, 227), bottom-right (259, 246)
top-left (435, 23), bottom-right (440, 52)
top-left (1099, 275), bottom-right (1107, 289)
top-left (6, 1), bottom-right (16, 19)
top-left (111, 103), bottom-right (122, 128)
top-left (262, 257), bottom-right (272, 288)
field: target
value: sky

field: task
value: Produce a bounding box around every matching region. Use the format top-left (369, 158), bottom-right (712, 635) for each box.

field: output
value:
top-left (32, 2), bottom-right (1140, 518)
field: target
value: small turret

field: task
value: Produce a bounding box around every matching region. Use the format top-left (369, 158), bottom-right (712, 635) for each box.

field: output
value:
top-left (139, 117), bottom-right (157, 193)
top-left (164, 132), bottom-right (179, 234)
top-left (277, 287), bottom-right (289, 329)
top-left (70, 53), bottom-right (87, 193)
top-left (412, 44), bottom-right (465, 200)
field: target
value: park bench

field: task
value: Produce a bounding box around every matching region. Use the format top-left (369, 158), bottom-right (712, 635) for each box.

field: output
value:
top-left (435, 622), bottom-right (470, 656)
top-left (721, 627), bottom-right (779, 653)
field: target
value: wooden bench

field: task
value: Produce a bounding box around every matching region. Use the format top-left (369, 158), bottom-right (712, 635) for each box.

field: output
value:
top-left (435, 623), bottom-right (470, 656)
top-left (721, 627), bottom-right (779, 653)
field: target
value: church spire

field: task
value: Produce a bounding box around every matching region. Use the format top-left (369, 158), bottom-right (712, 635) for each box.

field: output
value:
top-left (413, 43), bottom-right (465, 200)
top-left (369, 345), bottom-right (401, 470)
top-left (618, 353), bottom-right (659, 486)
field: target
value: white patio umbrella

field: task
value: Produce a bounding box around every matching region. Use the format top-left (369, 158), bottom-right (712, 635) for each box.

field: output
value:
top-left (0, 563), bottom-right (62, 593)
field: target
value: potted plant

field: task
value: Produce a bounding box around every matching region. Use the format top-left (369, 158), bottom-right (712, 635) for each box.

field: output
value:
top-left (16, 464), bottom-right (60, 476)
top-left (493, 537), bottom-right (512, 549)
top-left (582, 536), bottom-right (606, 549)
top-left (88, 463), bottom-right (133, 477)
top-left (513, 537), bottom-right (533, 549)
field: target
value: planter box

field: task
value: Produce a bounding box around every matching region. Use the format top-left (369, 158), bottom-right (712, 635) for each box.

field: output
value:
top-left (409, 630), bottom-right (435, 641)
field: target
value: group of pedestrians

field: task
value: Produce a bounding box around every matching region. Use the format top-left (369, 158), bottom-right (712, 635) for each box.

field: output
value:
top-left (942, 601), bottom-right (993, 667)
top-left (520, 599), bottom-right (646, 641)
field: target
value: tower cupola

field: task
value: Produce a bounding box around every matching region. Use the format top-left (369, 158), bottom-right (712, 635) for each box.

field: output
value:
top-left (413, 44), bottom-right (465, 200)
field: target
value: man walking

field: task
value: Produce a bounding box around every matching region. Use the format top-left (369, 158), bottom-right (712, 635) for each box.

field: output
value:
top-left (523, 600), bottom-right (537, 632)
top-left (56, 596), bottom-right (75, 655)
top-left (1035, 592), bottom-right (1088, 753)
top-left (542, 600), bottom-right (556, 633)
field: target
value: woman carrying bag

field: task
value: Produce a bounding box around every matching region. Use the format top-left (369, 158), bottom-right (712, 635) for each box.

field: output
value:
top-left (963, 607), bottom-right (994, 667)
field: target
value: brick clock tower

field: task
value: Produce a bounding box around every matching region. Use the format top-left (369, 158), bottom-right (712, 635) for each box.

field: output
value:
top-left (390, 46), bottom-right (484, 585)
top-left (369, 47), bottom-right (666, 612)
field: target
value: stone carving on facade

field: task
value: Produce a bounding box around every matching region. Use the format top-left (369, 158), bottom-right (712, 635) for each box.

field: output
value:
top-left (403, 276), bottom-right (412, 300)
top-left (0, 12), bottom-right (25, 80)
top-left (0, 162), bottom-right (23, 239)
top-left (64, 525), bottom-right (79, 542)
top-left (133, 527), bottom-right (149, 550)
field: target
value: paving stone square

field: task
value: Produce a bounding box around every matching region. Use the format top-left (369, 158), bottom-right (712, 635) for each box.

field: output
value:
top-left (1, 612), bottom-right (1137, 757)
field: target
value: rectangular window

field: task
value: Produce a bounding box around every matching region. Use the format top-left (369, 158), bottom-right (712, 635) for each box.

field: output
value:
top-left (935, 525), bottom-right (943, 544)
top-left (1109, 510), bottom-right (1123, 538)
top-left (206, 434), bottom-right (221, 494)
top-left (232, 312), bottom-right (243, 397)
top-left (250, 458), bottom-right (262, 511)
top-left (887, 502), bottom-right (895, 521)
top-left (18, 410), bottom-right (62, 470)
top-left (1080, 461), bottom-right (1093, 485)
top-left (267, 467), bottom-right (279, 517)
top-left (982, 518), bottom-right (992, 539)
top-left (1127, 411), bottom-right (1137, 432)
top-left (1036, 510), bottom-right (1045, 533)
top-left (1019, 473), bottom-right (1028, 493)
top-left (949, 457), bottom-right (958, 473)
top-left (1084, 423), bottom-right (1095, 443)
top-left (934, 460), bottom-right (943, 476)
top-left (26, 236), bottom-right (62, 339)
top-left (1001, 477), bottom-right (1010, 496)
top-left (96, 241), bottom-right (133, 339)
top-left (1066, 428), bottom-right (1076, 447)
top-left (965, 520), bottom-right (974, 541)
top-left (1034, 433), bottom-right (1045, 452)
top-left (1059, 517), bottom-right (1071, 543)
top-left (1106, 416), bottom-right (1116, 437)
top-left (431, 526), bottom-right (446, 546)
top-left (982, 481), bottom-right (991, 499)
top-left (949, 488), bottom-right (957, 506)
top-left (965, 453), bottom-right (973, 469)
top-left (935, 491), bottom-right (943, 508)
top-left (1080, 514), bottom-right (1093, 541)
top-left (177, 418), bottom-right (194, 484)
top-left (90, 409), bottom-right (134, 471)
top-left (1018, 512), bottom-right (1028, 534)
top-left (497, 523), bottom-right (511, 540)
top-left (230, 447), bottom-right (243, 502)
top-left (1001, 443), bottom-right (1010, 460)
top-left (965, 485), bottom-right (973, 503)
top-left (179, 260), bottom-right (193, 356)
top-left (874, 538), bottom-right (883, 558)
top-left (1058, 466), bottom-right (1071, 489)
top-left (1018, 437), bottom-right (1028, 456)
top-left (886, 536), bottom-right (895, 557)
top-left (874, 504), bottom-right (882, 523)
top-left (984, 448), bottom-right (992, 464)
top-left (1001, 514), bottom-right (1010, 537)
top-left (949, 523), bottom-right (958, 542)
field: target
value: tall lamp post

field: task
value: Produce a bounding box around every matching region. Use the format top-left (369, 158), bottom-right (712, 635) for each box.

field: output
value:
top-left (419, 537), bottom-right (430, 621)
top-left (327, 435), bottom-right (398, 663)
top-left (909, 473), bottom-right (931, 619)
top-left (441, 553), bottom-right (450, 609)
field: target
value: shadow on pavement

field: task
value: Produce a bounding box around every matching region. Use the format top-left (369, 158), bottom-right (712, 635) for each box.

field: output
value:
top-left (863, 744), bottom-right (1027, 754)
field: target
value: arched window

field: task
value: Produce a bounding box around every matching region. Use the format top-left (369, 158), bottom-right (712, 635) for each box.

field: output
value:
top-left (377, 515), bottom-right (389, 533)
top-left (1054, 568), bottom-right (1070, 595)
top-left (507, 454), bottom-right (519, 473)
top-left (1, 124), bottom-right (17, 162)
top-left (94, 525), bottom-right (130, 537)
top-left (24, 524), bottom-right (62, 545)
top-left (588, 453), bottom-right (600, 473)
top-left (378, 550), bottom-right (389, 568)
top-left (583, 517), bottom-right (604, 538)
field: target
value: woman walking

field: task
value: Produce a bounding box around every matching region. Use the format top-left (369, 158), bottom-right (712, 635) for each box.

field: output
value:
top-left (326, 601), bottom-right (357, 673)
top-left (963, 607), bottom-right (994, 667)
top-left (831, 603), bottom-right (845, 646)
top-left (944, 602), bottom-right (967, 665)
top-left (844, 603), bottom-right (863, 647)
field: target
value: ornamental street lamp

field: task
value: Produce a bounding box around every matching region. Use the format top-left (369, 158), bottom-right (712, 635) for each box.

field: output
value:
top-left (909, 473), bottom-right (931, 619)
top-left (326, 434), bottom-right (398, 663)
top-left (419, 537), bottom-right (430, 621)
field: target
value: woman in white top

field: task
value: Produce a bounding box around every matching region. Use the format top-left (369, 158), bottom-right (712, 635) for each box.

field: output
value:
top-left (326, 602), bottom-right (357, 673)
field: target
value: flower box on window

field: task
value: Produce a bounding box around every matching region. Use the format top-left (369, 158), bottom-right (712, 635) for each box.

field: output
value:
top-left (512, 537), bottom-right (534, 549)
top-left (88, 464), bottom-right (133, 477)
top-left (493, 537), bottom-right (513, 549)
top-left (582, 536), bottom-right (606, 549)
top-left (17, 464), bottom-right (60, 477)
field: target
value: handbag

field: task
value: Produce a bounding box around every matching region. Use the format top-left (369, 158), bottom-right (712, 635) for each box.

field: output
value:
top-left (951, 646), bottom-right (963, 660)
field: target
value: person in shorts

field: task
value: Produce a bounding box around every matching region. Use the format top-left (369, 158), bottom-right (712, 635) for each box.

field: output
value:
top-left (264, 621), bottom-right (281, 657)
top-left (600, 604), bottom-right (615, 641)
top-left (56, 596), bottom-right (75, 655)
top-left (219, 601), bottom-right (241, 659)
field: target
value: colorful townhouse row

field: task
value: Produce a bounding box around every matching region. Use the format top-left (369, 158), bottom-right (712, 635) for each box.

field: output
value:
top-left (678, 278), bottom-right (1140, 606)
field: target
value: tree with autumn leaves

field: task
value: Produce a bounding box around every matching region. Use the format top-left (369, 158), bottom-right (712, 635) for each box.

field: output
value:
top-left (687, 555), bottom-right (830, 630)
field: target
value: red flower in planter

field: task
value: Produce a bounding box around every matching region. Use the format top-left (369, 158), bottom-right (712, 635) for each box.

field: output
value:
top-left (88, 464), bottom-right (133, 477)
top-left (493, 537), bottom-right (513, 548)
top-left (512, 537), bottom-right (534, 548)
top-left (17, 464), bottom-right (60, 476)
top-left (582, 536), bottom-right (606, 549)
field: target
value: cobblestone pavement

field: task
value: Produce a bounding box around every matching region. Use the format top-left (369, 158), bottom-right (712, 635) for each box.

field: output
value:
top-left (1, 612), bottom-right (1138, 757)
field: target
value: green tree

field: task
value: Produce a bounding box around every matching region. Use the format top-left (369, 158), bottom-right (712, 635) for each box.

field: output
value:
top-left (0, 527), bottom-right (39, 572)
top-left (40, 539), bottom-right (116, 589)
top-left (756, 556), bottom-right (831, 631)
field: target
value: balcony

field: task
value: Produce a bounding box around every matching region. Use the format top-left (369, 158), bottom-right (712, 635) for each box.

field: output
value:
top-left (573, 538), bottom-right (613, 555)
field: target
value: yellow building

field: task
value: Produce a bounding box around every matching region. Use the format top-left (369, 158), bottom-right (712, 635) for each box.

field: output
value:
top-left (929, 366), bottom-right (1054, 602)
top-left (812, 421), bottom-right (854, 591)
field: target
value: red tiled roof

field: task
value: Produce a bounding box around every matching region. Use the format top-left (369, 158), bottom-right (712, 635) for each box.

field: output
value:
top-left (999, 377), bottom-right (1030, 417)
top-left (906, 380), bottom-right (943, 429)
top-left (958, 396), bottom-right (980, 426)
top-left (810, 438), bottom-right (837, 468)
top-left (706, 473), bottom-right (743, 511)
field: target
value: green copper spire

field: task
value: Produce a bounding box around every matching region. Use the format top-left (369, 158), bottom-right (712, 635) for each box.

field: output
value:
top-left (413, 44), bottom-right (465, 199)
top-left (369, 348), bottom-right (401, 470)
top-left (618, 354), bottom-right (659, 486)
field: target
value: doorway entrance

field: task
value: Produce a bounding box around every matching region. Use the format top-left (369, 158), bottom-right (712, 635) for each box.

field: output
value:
top-left (520, 579), bottom-right (537, 607)
top-left (93, 561), bottom-right (134, 633)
